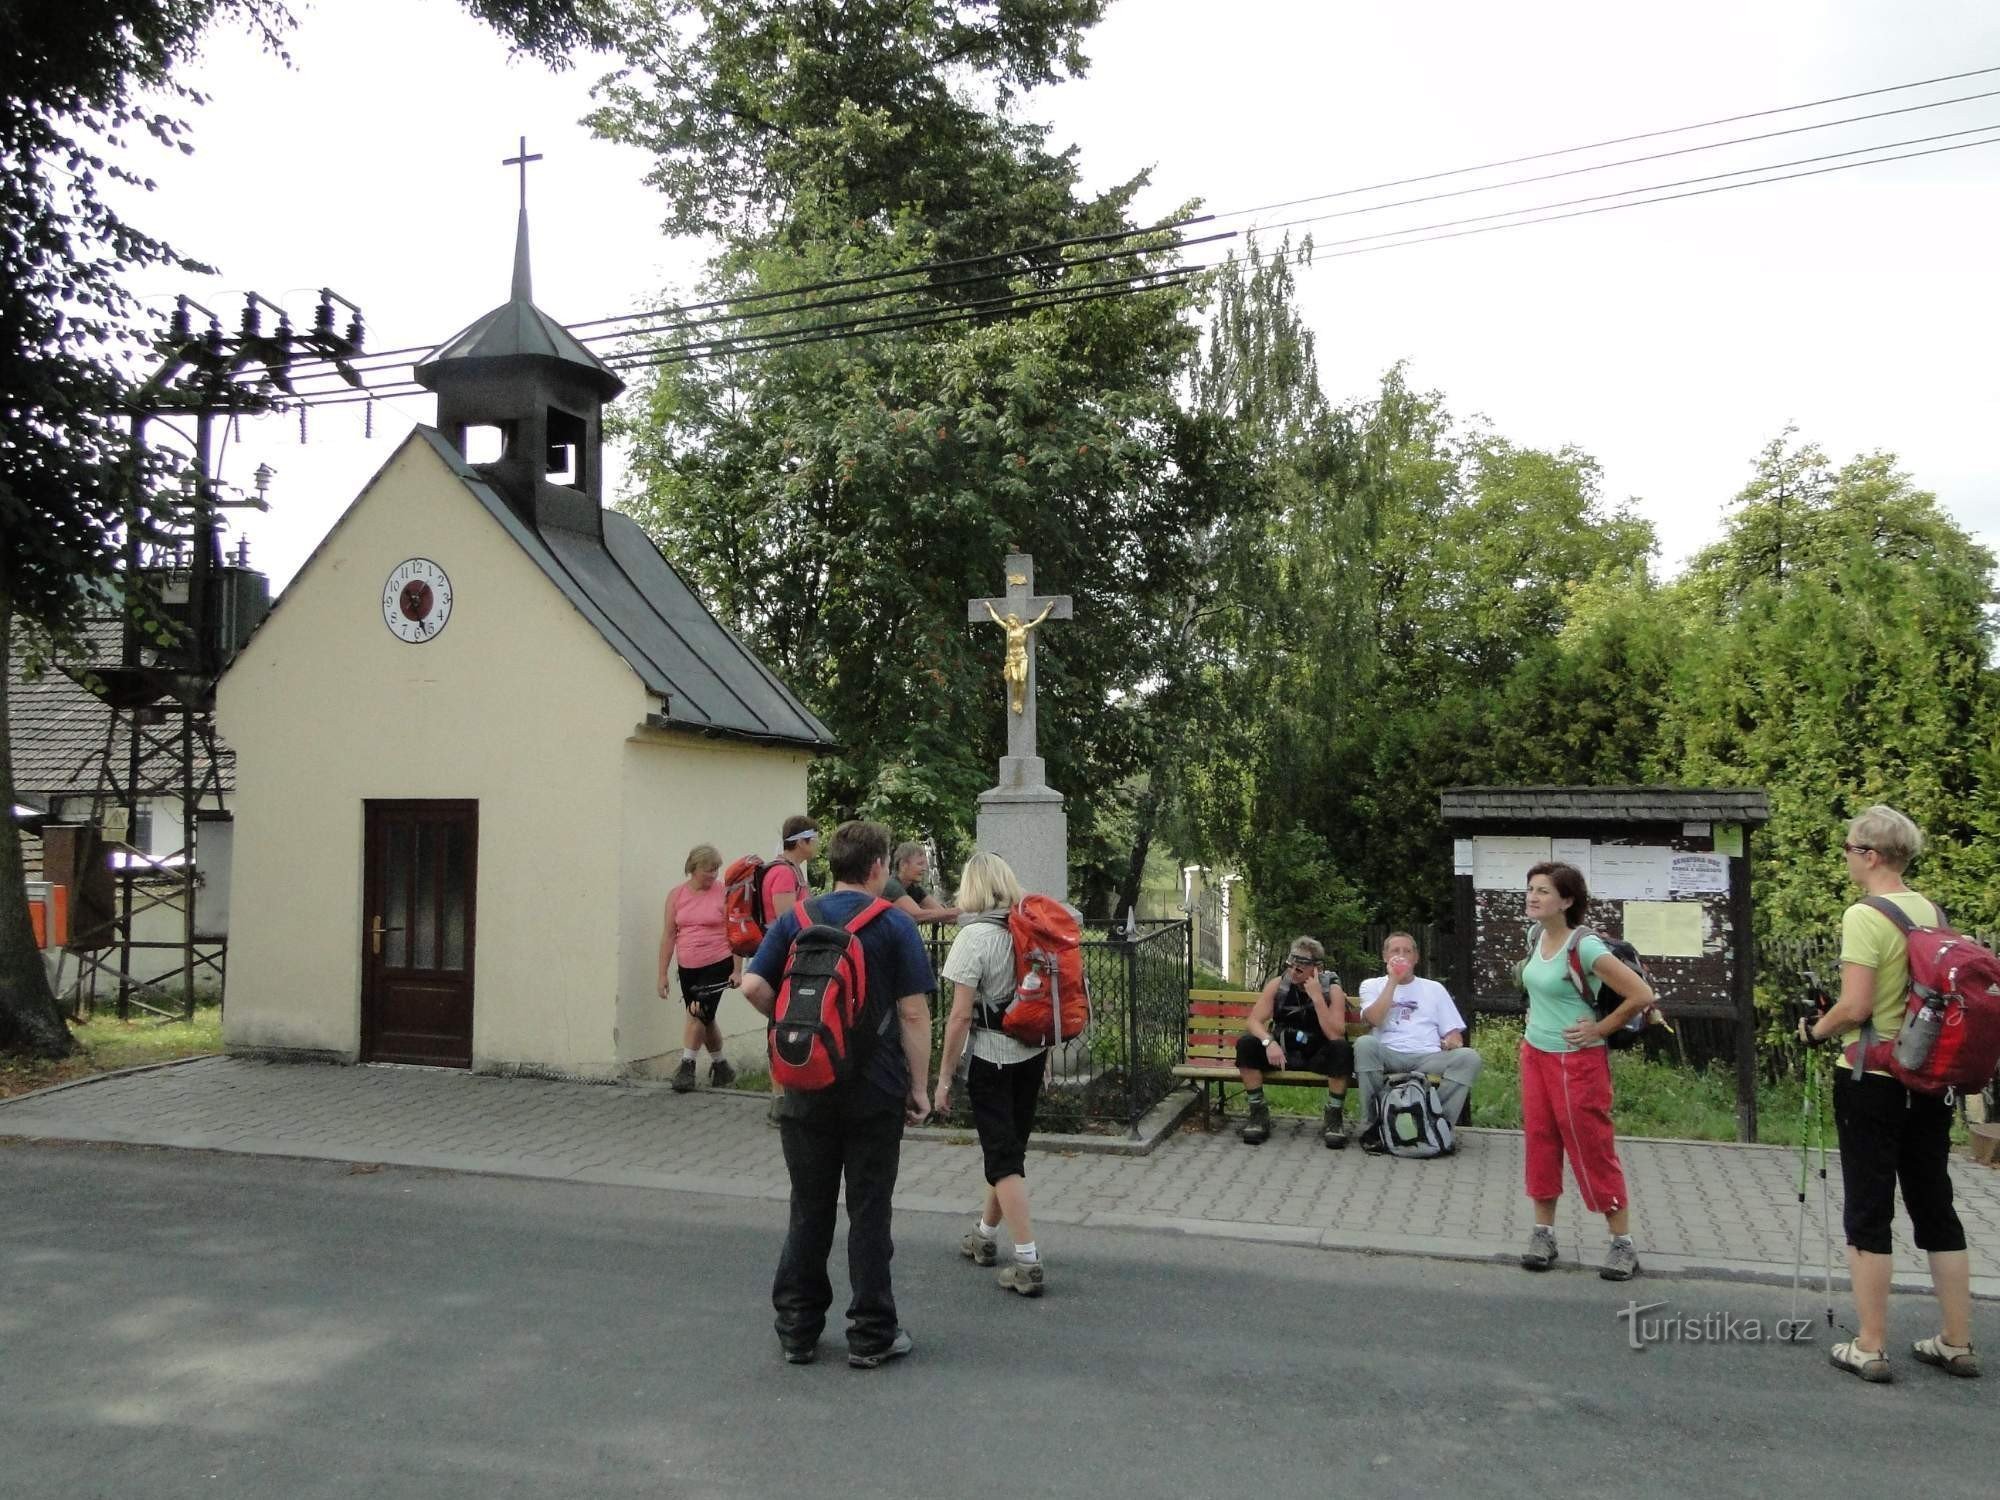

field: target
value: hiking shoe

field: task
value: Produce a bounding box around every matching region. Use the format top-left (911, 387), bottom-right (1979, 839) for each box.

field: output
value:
top-left (960, 1231), bottom-right (999, 1267)
top-left (1322, 1101), bottom-right (1348, 1150)
top-left (708, 1058), bottom-right (737, 1090)
top-left (1912, 1336), bottom-right (1980, 1378)
top-left (1359, 1127), bottom-right (1388, 1156)
top-left (998, 1260), bottom-right (1046, 1297)
top-left (1599, 1240), bottom-right (1641, 1282)
top-left (848, 1329), bottom-right (913, 1369)
top-left (1521, 1226), bottom-right (1558, 1271)
top-left (1239, 1102), bottom-right (1272, 1146)
top-left (1831, 1340), bottom-right (1893, 1383)
top-left (669, 1058), bottom-right (697, 1094)
top-left (781, 1342), bottom-right (817, 1365)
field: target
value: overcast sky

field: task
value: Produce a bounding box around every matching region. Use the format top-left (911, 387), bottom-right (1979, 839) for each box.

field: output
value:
top-left (130, 0), bottom-right (2000, 592)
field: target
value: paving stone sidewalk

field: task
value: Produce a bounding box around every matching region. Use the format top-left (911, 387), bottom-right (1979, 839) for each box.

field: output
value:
top-left (5, 1055), bottom-right (1998, 1296)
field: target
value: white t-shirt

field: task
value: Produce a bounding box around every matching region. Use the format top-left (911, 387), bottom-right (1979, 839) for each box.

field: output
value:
top-left (940, 914), bottom-right (1045, 1065)
top-left (1357, 975), bottom-right (1465, 1056)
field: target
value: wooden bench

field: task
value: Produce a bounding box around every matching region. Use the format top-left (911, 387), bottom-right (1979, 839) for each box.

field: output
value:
top-left (1173, 987), bottom-right (1373, 1129)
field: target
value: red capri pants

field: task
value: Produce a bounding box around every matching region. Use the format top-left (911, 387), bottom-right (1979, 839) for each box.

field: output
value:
top-left (1520, 1042), bottom-right (1628, 1214)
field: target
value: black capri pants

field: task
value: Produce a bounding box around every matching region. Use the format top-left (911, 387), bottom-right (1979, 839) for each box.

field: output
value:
top-left (1832, 1070), bottom-right (1967, 1256)
top-left (679, 958), bottom-right (732, 1023)
top-left (1235, 1031), bottom-right (1353, 1079)
top-left (967, 1054), bottom-right (1046, 1185)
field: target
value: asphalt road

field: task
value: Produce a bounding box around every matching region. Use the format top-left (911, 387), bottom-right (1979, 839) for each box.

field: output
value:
top-left (1, 1140), bottom-right (1991, 1500)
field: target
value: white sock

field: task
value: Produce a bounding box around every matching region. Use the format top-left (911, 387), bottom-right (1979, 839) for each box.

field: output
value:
top-left (975, 1218), bottom-right (998, 1240)
top-left (1014, 1241), bottom-right (1039, 1263)
top-left (681, 1048), bottom-right (699, 1062)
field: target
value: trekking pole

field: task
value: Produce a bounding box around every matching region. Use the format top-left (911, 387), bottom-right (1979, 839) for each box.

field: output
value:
top-left (1790, 1049), bottom-right (1814, 1329)
top-left (1818, 1050), bottom-right (1836, 1332)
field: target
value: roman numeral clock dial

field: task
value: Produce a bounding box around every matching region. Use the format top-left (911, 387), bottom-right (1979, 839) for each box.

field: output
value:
top-left (383, 558), bottom-right (453, 644)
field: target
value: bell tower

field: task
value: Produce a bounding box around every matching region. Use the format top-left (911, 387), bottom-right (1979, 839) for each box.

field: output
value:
top-left (413, 139), bottom-right (625, 534)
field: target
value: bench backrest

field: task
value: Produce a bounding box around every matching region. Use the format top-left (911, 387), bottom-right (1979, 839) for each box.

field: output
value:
top-left (1185, 988), bottom-right (1261, 1067)
top-left (1184, 985), bottom-right (1372, 1066)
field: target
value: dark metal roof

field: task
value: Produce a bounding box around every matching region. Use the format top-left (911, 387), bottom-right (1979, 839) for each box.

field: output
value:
top-left (1440, 785), bottom-right (1771, 825)
top-left (8, 619), bottom-right (236, 797)
top-left (412, 299), bottom-right (624, 401)
top-left (418, 430), bottom-right (835, 750)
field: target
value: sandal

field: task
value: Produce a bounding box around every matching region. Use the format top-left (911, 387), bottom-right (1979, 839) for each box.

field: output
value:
top-left (1829, 1340), bottom-right (1893, 1383)
top-left (1912, 1335), bottom-right (1980, 1378)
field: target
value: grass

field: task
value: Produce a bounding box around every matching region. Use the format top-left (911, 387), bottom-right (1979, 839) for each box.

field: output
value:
top-left (0, 1003), bottom-right (222, 1102)
top-left (1260, 1017), bottom-right (1871, 1146)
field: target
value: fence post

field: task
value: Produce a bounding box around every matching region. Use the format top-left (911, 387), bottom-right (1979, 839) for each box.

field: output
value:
top-left (1731, 835), bottom-right (1758, 1143)
top-left (1124, 928), bottom-right (1142, 1139)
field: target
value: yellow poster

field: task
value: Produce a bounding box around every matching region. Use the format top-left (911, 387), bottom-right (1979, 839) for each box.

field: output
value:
top-left (1622, 901), bottom-right (1704, 958)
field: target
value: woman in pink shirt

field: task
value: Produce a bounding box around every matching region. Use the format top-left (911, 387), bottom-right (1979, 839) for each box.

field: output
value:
top-left (659, 844), bottom-right (741, 1093)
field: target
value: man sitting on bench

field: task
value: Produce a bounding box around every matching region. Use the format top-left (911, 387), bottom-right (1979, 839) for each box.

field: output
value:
top-left (1236, 937), bottom-right (1354, 1149)
top-left (1354, 931), bottom-right (1482, 1155)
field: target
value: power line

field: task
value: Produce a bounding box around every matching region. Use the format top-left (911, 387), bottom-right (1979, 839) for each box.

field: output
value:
top-left (1257, 120), bottom-right (2000, 246)
top-left (285, 268), bottom-right (1205, 408)
top-left (1291, 129), bottom-right (2000, 266)
top-left (280, 122), bottom-right (2000, 410)
top-left (1210, 62), bottom-right (2000, 222)
top-left (1229, 86), bottom-right (2000, 237)
top-left (276, 226), bottom-right (1220, 395)
top-left (276, 215), bottom-right (1213, 381)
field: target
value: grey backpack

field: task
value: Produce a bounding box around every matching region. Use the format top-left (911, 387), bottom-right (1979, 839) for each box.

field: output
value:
top-left (1377, 1074), bottom-right (1455, 1159)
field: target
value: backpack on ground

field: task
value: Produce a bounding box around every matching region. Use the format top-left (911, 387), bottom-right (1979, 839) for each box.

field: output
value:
top-left (1524, 922), bottom-right (1665, 1051)
top-left (767, 897), bottom-right (891, 1091)
top-left (1000, 894), bottom-right (1091, 1046)
top-left (1376, 1073), bottom-right (1455, 1158)
top-left (721, 855), bottom-right (770, 957)
top-left (1849, 896), bottom-right (2000, 1098)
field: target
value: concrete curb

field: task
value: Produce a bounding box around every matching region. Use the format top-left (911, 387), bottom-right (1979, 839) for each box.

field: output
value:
top-left (0, 1052), bottom-right (221, 1108)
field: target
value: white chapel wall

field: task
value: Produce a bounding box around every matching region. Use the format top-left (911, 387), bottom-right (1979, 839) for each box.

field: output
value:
top-left (217, 434), bottom-right (644, 1076)
top-left (616, 732), bottom-right (812, 1073)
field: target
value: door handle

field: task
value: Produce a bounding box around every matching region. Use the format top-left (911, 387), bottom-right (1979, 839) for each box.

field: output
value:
top-left (371, 916), bottom-right (404, 955)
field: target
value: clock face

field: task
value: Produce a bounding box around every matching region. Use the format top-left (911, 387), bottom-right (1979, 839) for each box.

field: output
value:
top-left (383, 558), bottom-right (452, 643)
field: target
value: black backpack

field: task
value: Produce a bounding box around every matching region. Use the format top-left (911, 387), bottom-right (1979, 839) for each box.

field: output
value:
top-left (1522, 922), bottom-right (1663, 1051)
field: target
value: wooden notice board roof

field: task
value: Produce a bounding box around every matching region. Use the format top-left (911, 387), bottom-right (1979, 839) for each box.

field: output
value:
top-left (1440, 786), bottom-right (1771, 826)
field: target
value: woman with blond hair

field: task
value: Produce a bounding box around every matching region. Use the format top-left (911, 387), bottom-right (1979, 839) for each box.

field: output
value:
top-left (933, 851), bottom-right (1047, 1297)
top-left (1799, 805), bottom-right (1976, 1382)
top-left (658, 843), bottom-right (740, 1093)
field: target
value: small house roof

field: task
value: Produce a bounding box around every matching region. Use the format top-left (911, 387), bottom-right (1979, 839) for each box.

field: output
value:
top-left (1440, 785), bottom-right (1771, 825)
top-left (8, 619), bottom-right (235, 799)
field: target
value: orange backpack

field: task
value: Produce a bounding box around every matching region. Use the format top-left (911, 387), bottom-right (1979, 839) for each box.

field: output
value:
top-left (1002, 895), bottom-right (1091, 1046)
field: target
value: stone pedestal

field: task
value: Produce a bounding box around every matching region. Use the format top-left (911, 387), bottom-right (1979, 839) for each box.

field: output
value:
top-left (976, 757), bottom-right (1067, 901)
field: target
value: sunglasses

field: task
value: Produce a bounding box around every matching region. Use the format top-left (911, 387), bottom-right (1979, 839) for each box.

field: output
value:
top-left (1842, 842), bottom-right (1874, 855)
top-left (1287, 957), bottom-right (1316, 970)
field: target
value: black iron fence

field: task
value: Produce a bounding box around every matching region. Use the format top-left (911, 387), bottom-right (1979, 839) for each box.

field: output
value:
top-left (924, 918), bottom-right (1192, 1137)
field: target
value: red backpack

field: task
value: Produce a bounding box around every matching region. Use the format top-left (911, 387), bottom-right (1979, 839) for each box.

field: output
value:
top-left (768, 897), bottom-right (890, 1091)
top-left (1001, 895), bottom-right (1091, 1046)
top-left (1849, 896), bottom-right (2000, 1097)
top-left (721, 855), bottom-right (773, 957)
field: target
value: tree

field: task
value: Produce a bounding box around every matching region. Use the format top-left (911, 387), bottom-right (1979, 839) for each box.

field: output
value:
top-left (0, 0), bottom-right (615, 1057)
top-left (596, 0), bottom-right (1229, 902)
top-left (1660, 436), bottom-right (1999, 943)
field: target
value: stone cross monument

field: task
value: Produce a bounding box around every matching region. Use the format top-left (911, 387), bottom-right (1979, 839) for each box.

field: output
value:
top-left (968, 552), bottom-right (1072, 899)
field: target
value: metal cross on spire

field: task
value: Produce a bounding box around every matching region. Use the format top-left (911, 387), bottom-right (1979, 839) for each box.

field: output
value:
top-left (502, 135), bottom-right (543, 213)
top-left (501, 136), bottom-right (543, 302)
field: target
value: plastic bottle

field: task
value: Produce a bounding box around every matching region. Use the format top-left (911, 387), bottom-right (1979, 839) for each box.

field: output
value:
top-left (1895, 996), bottom-right (1946, 1072)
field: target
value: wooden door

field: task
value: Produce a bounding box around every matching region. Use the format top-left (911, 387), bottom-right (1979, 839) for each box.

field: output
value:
top-left (361, 800), bottom-right (477, 1067)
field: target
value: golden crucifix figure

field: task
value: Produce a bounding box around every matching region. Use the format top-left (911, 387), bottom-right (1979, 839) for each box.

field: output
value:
top-left (983, 599), bottom-right (1056, 715)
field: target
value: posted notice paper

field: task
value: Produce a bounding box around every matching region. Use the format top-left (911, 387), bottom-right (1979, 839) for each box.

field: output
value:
top-left (1591, 845), bottom-right (1674, 902)
top-left (1623, 901), bottom-right (1704, 958)
top-left (1551, 837), bottom-right (1592, 877)
top-left (1472, 835), bottom-right (1551, 891)
top-left (1670, 852), bottom-right (1730, 895)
